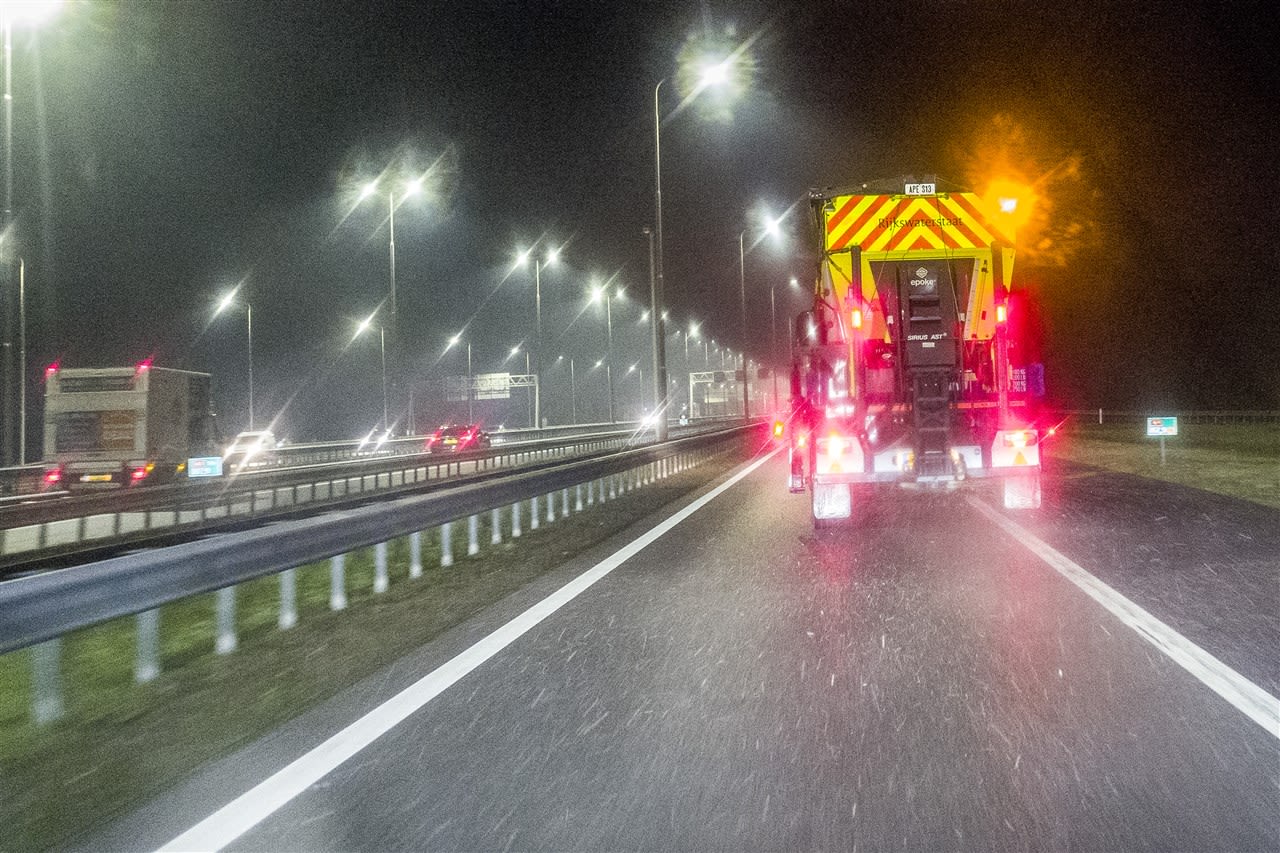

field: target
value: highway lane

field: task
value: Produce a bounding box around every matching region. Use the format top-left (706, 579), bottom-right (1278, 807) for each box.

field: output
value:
top-left (99, 449), bottom-right (1278, 851)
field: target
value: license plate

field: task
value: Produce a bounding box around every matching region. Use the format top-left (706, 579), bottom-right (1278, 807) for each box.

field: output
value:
top-left (444, 438), bottom-right (458, 445)
top-left (82, 474), bottom-right (114, 483)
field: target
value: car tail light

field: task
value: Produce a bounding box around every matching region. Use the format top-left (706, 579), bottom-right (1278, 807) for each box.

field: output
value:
top-left (796, 432), bottom-right (808, 448)
top-left (130, 464), bottom-right (154, 482)
top-left (44, 468), bottom-right (62, 485)
top-left (772, 420), bottom-right (785, 439)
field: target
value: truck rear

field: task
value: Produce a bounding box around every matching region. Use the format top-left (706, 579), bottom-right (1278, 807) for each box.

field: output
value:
top-left (786, 180), bottom-right (1046, 526)
top-left (42, 363), bottom-right (219, 488)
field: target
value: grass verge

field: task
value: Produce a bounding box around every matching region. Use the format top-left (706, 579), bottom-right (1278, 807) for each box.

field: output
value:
top-left (1046, 420), bottom-right (1280, 509)
top-left (0, 448), bottom-right (746, 851)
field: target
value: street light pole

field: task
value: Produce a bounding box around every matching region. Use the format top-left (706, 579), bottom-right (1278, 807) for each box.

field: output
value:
top-left (378, 324), bottom-right (388, 432)
top-left (569, 356), bottom-right (577, 424)
top-left (17, 258), bottom-right (24, 463)
top-left (605, 291), bottom-right (615, 423)
top-left (651, 81), bottom-right (670, 441)
top-left (738, 230), bottom-right (749, 420)
top-left (534, 257), bottom-right (541, 427)
top-left (215, 286), bottom-right (254, 432)
top-left (246, 301), bottom-right (254, 431)
top-left (770, 281), bottom-right (778, 411)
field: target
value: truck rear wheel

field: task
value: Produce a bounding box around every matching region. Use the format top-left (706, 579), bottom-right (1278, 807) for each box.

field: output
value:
top-left (1003, 470), bottom-right (1042, 510)
top-left (812, 482), bottom-right (852, 528)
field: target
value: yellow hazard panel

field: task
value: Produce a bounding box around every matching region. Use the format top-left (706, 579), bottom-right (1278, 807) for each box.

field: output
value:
top-left (824, 193), bottom-right (1012, 254)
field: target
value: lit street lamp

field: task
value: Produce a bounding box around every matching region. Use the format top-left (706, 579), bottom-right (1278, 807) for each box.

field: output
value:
top-left (214, 285), bottom-right (254, 431)
top-left (357, 174), bottom-right (422, 434)
top-left (590, 284), bottom-right (617, 422)
top-left (737, 212), bottom-right (787, 420)
top-left (515, 244), bottom-right (561, 428)
top-left (354, 312), bottom-right (388, 432)
top-left (2, 0), bottom-right (63, 465)
top-left (652, 53), bottom-right (746, 442)
top-left (445, 332), bottom-right (472, 422)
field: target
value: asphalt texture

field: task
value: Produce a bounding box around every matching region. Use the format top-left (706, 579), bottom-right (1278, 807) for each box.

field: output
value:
top-left (94, 452), bottom-right (1280, 852)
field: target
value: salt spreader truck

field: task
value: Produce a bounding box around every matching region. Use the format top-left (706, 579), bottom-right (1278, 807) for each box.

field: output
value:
top-left (784, 180), bottom-right (1045, 526)
top-left (42, 362), bottom-right (219, 488)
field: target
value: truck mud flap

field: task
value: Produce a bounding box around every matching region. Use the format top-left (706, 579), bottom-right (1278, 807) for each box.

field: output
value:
top-left (812, 482), bottom-right (852, 526)
top-left (1002, 470), bottom-right (1042, 510)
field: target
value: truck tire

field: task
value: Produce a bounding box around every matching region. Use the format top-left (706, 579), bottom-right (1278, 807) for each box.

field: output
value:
top-left (1003, 470), bottom-right (1042, 510)
top-left (812, 482), bottom-right (852, 528)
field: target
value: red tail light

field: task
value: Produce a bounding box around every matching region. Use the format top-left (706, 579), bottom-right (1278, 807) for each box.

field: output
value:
top-left (996, 303), bottom-right (1008, 324)
top-left (772, 420), bottom-right (785, 439)
top-left (44, 468), bottom-right (62, 485)
top-left (130, 464), bottom-right (154, 482)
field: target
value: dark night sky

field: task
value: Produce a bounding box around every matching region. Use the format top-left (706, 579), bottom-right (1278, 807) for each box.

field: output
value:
top-left (5, 0), bottom-right (1276, 442)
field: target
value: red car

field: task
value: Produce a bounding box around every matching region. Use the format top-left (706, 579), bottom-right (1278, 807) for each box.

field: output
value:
top-left (425, 424), bottom-right (491, 453)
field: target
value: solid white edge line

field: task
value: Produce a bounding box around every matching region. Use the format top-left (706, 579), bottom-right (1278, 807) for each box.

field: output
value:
top-left (159, 448), bottom-right (781, 852)
top-left (967, 496), bottom-right (1280, 740)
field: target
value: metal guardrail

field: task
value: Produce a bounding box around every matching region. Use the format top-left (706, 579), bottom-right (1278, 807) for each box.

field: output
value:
top-left (0, 425), bottom-right (701, 566)
top-left (0, 426), bottom-right (758, 724)
top-left (1054, 409), bottom-right (1280, 425)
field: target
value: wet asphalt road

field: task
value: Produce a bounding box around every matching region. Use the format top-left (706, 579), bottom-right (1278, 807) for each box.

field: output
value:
top-left (122, 451), bottom-right (1280, 851)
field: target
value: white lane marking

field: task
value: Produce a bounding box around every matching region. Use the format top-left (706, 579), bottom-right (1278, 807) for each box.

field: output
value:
top-left (159, 449), bottom-right (780, 852)
top-left (967, 496), bottom-right (1280, 740)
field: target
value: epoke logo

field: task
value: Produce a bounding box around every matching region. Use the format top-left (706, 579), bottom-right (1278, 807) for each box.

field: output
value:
top-left (916, 267), bottom-right (928, 278)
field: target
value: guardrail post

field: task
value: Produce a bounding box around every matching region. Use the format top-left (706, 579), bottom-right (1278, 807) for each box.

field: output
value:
top-left (330, 554), bottom-right (347, 611)
top-left (279, 569), bottom-right (298, 629)
top-left (586, 480), bottom-right (595, 506)
top-left (609, 476), bottom-right (617, 500)
top-left (32, 639), bottom-right (64, 725)
top-left (490, 508), bottom-right (502, 545)
top-left (530, 498), bottom-right (539, 530)
top-left (441, 521), bottom-right (454, 567)
top-left (136, 609), bottom-right (160, 683)
top-left (575, 483), bottom-right (584, 511)
top-left (562, 487), bottom-right (570, 517)
top-left (468, 515), bottom-right (480, 556)
top-left (215, 586), bottom-right (237, 654)
top-left (409, 532), bottom-right (423, 579)
top-left (374, 542), bottom-right (389, 593)
top-left (546, 493), bottom-right (555, 523)
top-left (512, 501), bottom-right (522, 538)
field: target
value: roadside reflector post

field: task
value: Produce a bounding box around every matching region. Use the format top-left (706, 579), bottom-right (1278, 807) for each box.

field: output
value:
top-left (562, 488), bottom-right (570, 517)
top-left (330, 554), bottom-right (347, 611)
top-left (279, 569), bottom-right (298, 629)
top-left (440, 521), bottom-right (454, 567)
top-left (31, 638), bottom-right (64, 726)
top-left (530, 498), bottom-right (539, 530)
top-left (575, 483), bottom-right (584, 511)
top-left (215, 586), bottom-right (237, 654)
top-left (468, 515), bottom-right (479, 556)
top-left (490, 508), bottom-right (502, 545)
top-left (136, 609), bottom-right (160, 683)
top-left (374, 542), bottom-right (389, 593)
top-left (512, 502), bottom-right (522, 537)
top-left (409, 531), bottom-right (423, 579)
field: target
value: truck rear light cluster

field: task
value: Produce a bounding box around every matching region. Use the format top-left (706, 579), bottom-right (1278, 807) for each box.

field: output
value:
top-left (1001, 430), bottom-right (1038, 448)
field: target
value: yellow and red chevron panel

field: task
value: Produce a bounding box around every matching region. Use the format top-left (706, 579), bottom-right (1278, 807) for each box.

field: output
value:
top-left (825, 193), bottom-right (1013, 253)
